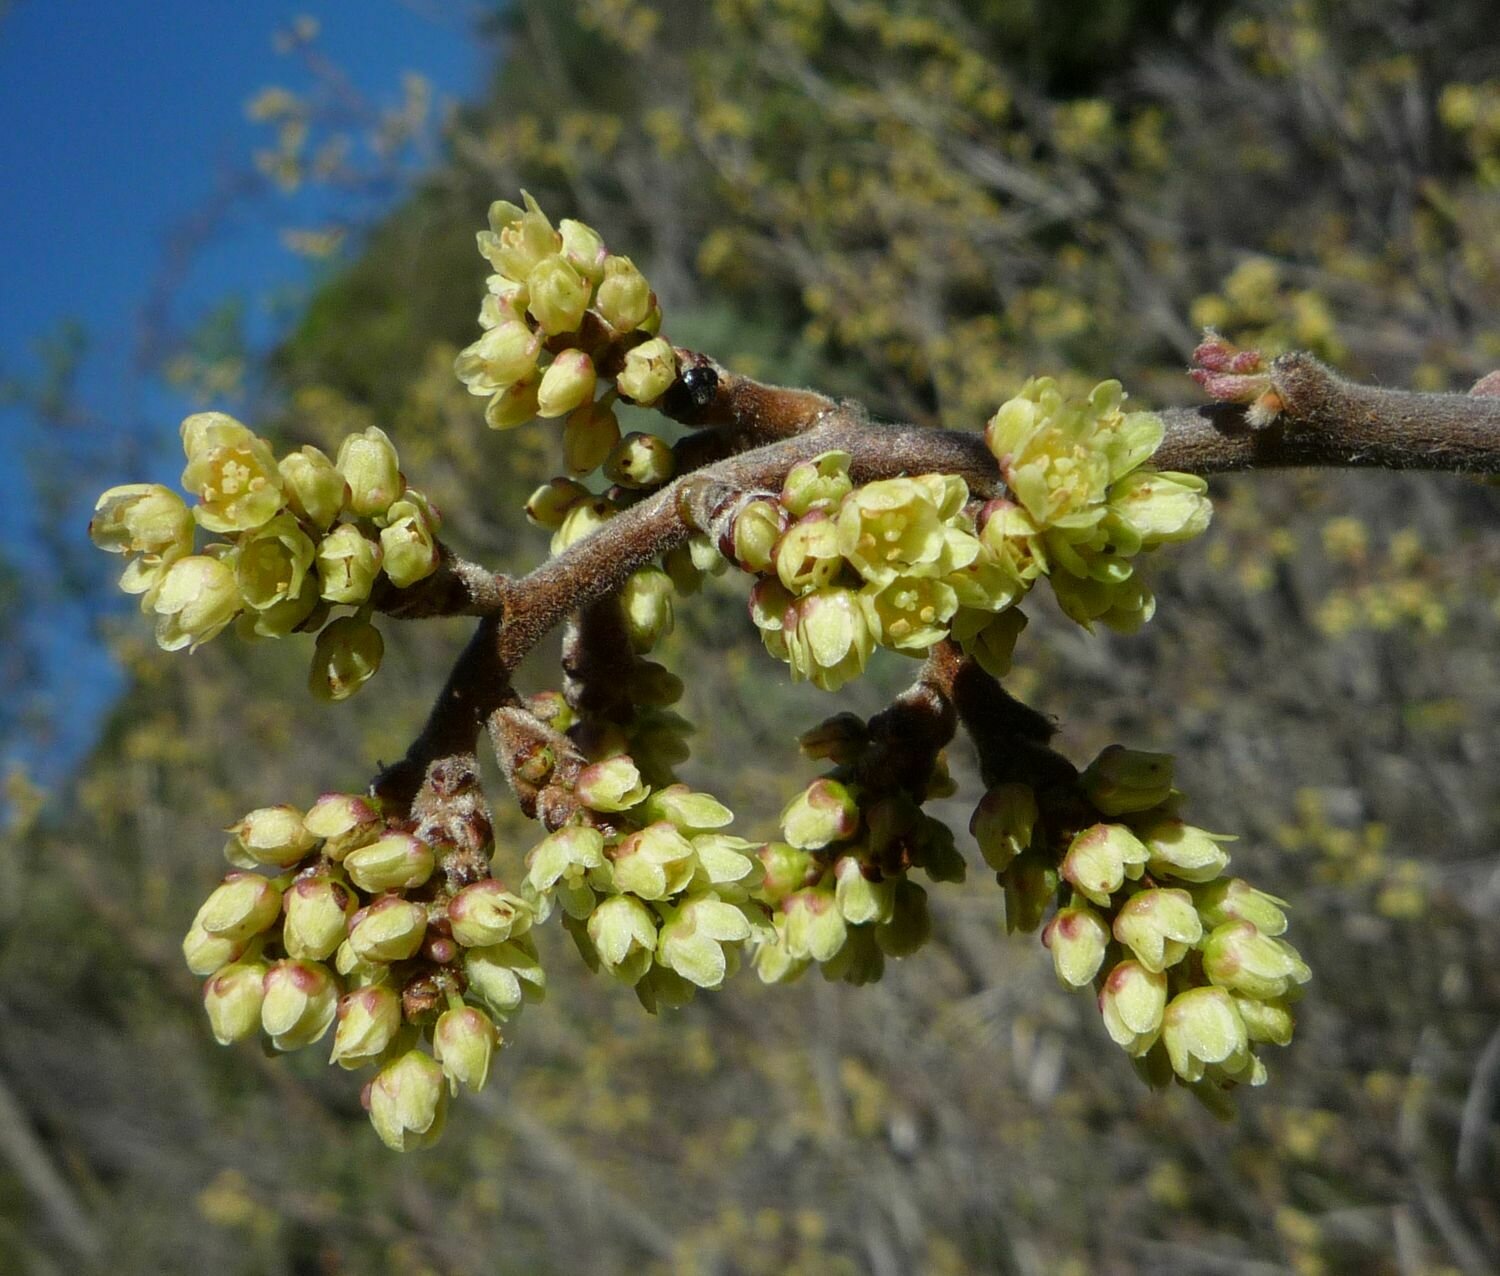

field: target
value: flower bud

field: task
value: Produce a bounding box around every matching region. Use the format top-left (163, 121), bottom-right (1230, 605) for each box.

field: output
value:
top-left (369, 1049), bottom-right (448, 1152)
top-left (183, 923), bottom-right (245, 976)
top-left (152, 555), bottom-right (240, 651)
top-left (611, 822), bottom-right (697, 900)
top-left (574, 756), bottom-right (647, 812)
top-left (1109, 470), bottom-right (1212, 546)
top-left (462, 941), bottom-right (546, 1017)
top-left (550, 494), bottom-right (616, 554)
top-left (782, 888), bottom-right (848, 963)
top-left (1138, 817), bottom-right (1232, 883)
top-left (348, 897), bottom-right (429, 963)
top-left (594, 255), bottom-right (651, 331)
top-left (970, 782), bottom-right (1037, 872)
top-left (1080, 745), bottom-right (1173, 816)
top-left (784, 588), bottom-right (873, 693)
top-left (1232, 994), bottom-right (1295, 1046)
top-left (587, 894), bottom-right (658, 984)
top-left (524, 477), bottom-right (590, 529)
top-left (755, 842), bottom-right (816, 905)
top-left (527, 255), bottom-right (591, 335)
top-left (689, 834), bottom-right (756, 891)
top-left (379, 498), bottom-right (440, 588)
top-left (225, 805), bottom-right (316, 869)
top-left (536, 350), bottom-right (597, 419)
top-left (1098, 960), bottom-right (1168, 1054)
top-left (448, 880), bottom-right (532, 947)
top-left (999, 851), bottom-right (1058, 934)
top-left (562, 397), bottom-right (621, 476)
top-left (278, 445), bottom-right (347, 530)
top-left (330, 984), bottom-right (402, 1068)
top-left (1191, 878), bottom-right (1288, 936)
top-left (620, 567), bottom-right (674, 652)
top-left (616, 337), bottom-right (676, 405)
top-left (604, 431), bottom-right (675, 489)
top-left (90, 483), bottom-right (193, 560)
top-left (1202, 921), bottom-right (1311, 1001)
top-left (434, 1006), bottom-right (498, 1092)
top-left (179, 413), bottom-right (285, 533)
top-left (260, 959), bottom-right (339, 1051)
top-left (335, 426), bottom-right (404, 518)
top-left (658, 893), bottom-right (752, 988)
top-left (1162, 986), bottom-right (1249, 1084)
top-left (728, 498), bottom-right (787, 573)
top-left (283, 876), bottom-right (357, 961)
top-left (193, 872), bottom-right (282, 942)
top-left (780, 778), bottom-right (859, 850)
top-left (315, 524), bottom-right (382, 604)
top-left (484, 375), bottom-right (541, 431)
top-left (1112, 887), bottom-right (1202, 972)
top-left (833, 856), bottom-right (895, 926)
top-left (1043, 904), bottom-right (1110, 987)
top-left (344, 832), bottom-right (435, 893)
top-left (558, 218), bottom-right (605, 281)
top-left (1060, 823), bottom-right (1150, 907)
top-left (781, 451), bottom-right (852, 517)
top-left (642, 785), bottom-right (734, 832)
top-left (202, 960), bottom-right (268, 1044)
top-left (304, 792), bottom-right (382, 859)
top-left (308, 616), bottom-right (384, 702)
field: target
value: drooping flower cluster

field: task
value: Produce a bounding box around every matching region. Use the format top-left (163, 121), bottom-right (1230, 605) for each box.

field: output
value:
top-left (975, 745), bottom-right (1309, 1110)
top-left (91, 414), bottom-right (440, 700)
top-left (453, 192), bottom-right (680, 481)
top-left (186, 787), bottom-right (539, 1151)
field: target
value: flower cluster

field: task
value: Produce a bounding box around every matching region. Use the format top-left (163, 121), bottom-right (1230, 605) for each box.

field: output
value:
top-left (185, 788), bottom-right (539, 1151)
top-left (975, 746), bottom-right (1309, 1110)
top-left (453, 193), bottom-right (680, 482)
top-left (91, 414), bottom-right (441, 700)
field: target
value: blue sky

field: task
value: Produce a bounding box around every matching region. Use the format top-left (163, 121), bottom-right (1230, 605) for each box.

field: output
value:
top-left (0, 0), bottom-right (492, 776)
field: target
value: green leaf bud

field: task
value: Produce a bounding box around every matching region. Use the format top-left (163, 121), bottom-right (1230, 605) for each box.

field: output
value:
top-left (193, 872), bottom-right (282, 943)
top-left (1137, 817), bottom-right (1233, 883)
top-left (604, 430), bottom-right (675, 489)
top-left (1111, 887), bottom-right (1202, 973)
top-left (315, 524), bottom-right (382, 604)
top-left (658, 893), bottom-right (752, 988)
top-left (179, 413), bottom-right (285, 533)
top-left (875, 878), bottom-right (932, 956)
top-left (304, 792), bottom-right (382, 860)
top-left (1108, 469), bottom-right (1212, 546)
top-left (526, 255), bottom-right (591, 336)
top-left (785, 587), bottom-right (874, 692)
top-left (797, 712), bottom-right (868, 765)
top-left (434, 1007), bottom-right (498, 1093)
top-left (526, 825), bottom-right (607, 894)
top-left (182, 923), bottom-right (247, 977)
top-left (484, 375), bottom-right (540, 431)
top-left (448, 880), bottom-right (532, 947)
top-left (479, 191), bottom-right (560, 283)
top-left (225, 805), bottom-right (316, 869)
top-left (626, 660), bottom-right (684, 706)
top-left (558, 218), bottom-right (606, 282)
top-left (1060, 823), bottom-right (1150, 907)
top-left (1162, 986), bottom-right (1249, 1084)
top-left (616, 337), bottom-right (677, 405)
top-left (782, 887), bottom-right (848, 963)
top-left (634, 963), bottom-right (698, 1013)
top-left (462, 940), bottom-right (546, 1017)
top-left (278, 445), bottom-right (347, 531)
top-left (780, 777), bottom-right (860, 849)
top-left (260, 959), bottom-right (339, 1051)
top-left (1191, 877), bottom-right (1289, 936)
top-left (1043, 904), bottom-right (1111, 987)
top-left (781, 450), bottom-right (853, 518)
top-left (574, 756), bottom-right (647, 813)
top-left (308, 616), bottom-right (384, 702)
top-left (524, 477), bottom-right (591, 529)
top-left (594, 254), bottom-right (652, 332)
top-left (536, 350), bottom-right (597, 419)
top-left (970, 782), bottom-right (1037, 872)
top-left (550, 495), bottom-right (616, 555)
top-left (283, 876), bottom-right (357, 961)
top-left (1080, 745), bottom-right (1174, 816)
top-left (1202, 921), bottom-right (1311, 1001)
top-left (330, 984), bottom-right (402, 1069)
top-left (344, 832), bottom-right (435, 893)
top-left (562, 397), bottom-right (621, 476)
top-left (379, 499), bottom-right (440, 589)
top-left (999, 850), bottom-right (1060, 934)
top-left (335, 426), bottom-right (404, 519)
top-left (152, 554), bottom-right (241, 651)
top-left (90, 483), bottom-right (194, 561)
top-left (1098, 960), bottom-right (1168, 1055)
top-left (587, 895), bottom-right (658, 985)
top-left (821, 924), bottom-right (886, 986)
top-left (611, 822), bottom-right (697, 900)
top-left (348, 897), bottom-right (429, 963)
top-left (951, 605), bottom-right (1027, 678)
top-left (620, 567), bottom-right (675, 652)
top-left (202, 960), bottom-right (268, 1045)
top-left (775, 511), bottom-right (842, 592)
top-left (833, 856), bottom-right (895, 926)
top-left (368, 1049), bottom-right (448, 1152)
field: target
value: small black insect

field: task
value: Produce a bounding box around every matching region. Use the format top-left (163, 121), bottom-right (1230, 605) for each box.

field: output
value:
top-left (680, 364), bottom-right (719, 410)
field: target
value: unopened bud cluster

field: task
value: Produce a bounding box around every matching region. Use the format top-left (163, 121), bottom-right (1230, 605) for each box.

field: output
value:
top-left (92, 414), bottom-right (444, 699)
top-left (974, 745), bottom-right (1308, 1110)
top-left (454, 192), bottom-right (679, 486)
top-left (186, 791), bottom-right (536, 1150)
